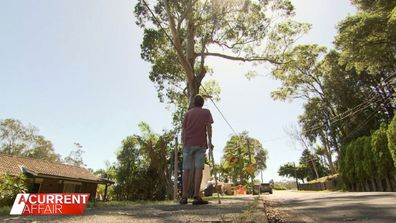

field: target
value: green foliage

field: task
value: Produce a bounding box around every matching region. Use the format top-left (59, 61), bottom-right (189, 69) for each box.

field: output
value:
top-left (95, 161), bottom-right (117, 200)
top-left (336, 1), bottom-right (396, 74)
top-left (388, 115), bottom-right (396, 168)
top-left (114, 122), bottom-right (174, 200)
top-left (278, 162), bottom-right (304, 181)
top-left (135, 0), bottom-right (309, 124)
top-left (220, 132), bottom-right (268, 185)
top-left (272, 2), bottom-right (396, 191)
top-left (299, 149), bottom-right (329, 181)
top-left (339, 123), bottom-right (396, 190)
top-left (352, 137), bottom-right (364, 183)
top-left (0, 206), bottom-right (11, 216)
top-left (0, 174), bottom-right (27, 207)
top-left (0, 119), bottom-right (60, 162)
top-left (372, 125), bottom-right (394, 178)
top-left (271, 44), bottom-right (327, 101)
top-left (278, 148), bottom-right (329, 182)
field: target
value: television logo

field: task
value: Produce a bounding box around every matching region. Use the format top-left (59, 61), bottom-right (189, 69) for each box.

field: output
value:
top-left (10, 193), bottom-right (90, 215)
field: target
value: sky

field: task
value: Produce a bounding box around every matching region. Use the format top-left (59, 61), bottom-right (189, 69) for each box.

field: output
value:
top-left (0, 0), bottom-right (355, 181)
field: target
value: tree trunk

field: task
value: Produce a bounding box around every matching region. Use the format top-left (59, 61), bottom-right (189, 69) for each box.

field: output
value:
top-left (311, 159), bottom-right (320, 179)
top-left (320, 132), bottom-right (336, 174)
top-left (188, 82), bottom-right (200, 109)
top-left (385, 175), bottom-right (392, 192)
top-left (371, 177), bottom-right (377, 191)
top-left (377, 178), bottom-right (384, 191)
top-left (364, 181), bottom-right (370, 192)
top-left (393, 173), bottom-right (396, 191)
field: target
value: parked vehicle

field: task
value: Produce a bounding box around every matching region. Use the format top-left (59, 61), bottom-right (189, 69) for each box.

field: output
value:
top-left (261, 183), bottom-right (273, 194)
top-left (253, 183), bottom-right (273, 194)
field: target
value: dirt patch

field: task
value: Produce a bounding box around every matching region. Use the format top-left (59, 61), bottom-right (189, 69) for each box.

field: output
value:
top-left (262, 198), bottom-right (314, 223)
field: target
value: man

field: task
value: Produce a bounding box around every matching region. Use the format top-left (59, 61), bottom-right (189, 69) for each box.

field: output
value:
top-left (180, 95), bottom-right (213, 205)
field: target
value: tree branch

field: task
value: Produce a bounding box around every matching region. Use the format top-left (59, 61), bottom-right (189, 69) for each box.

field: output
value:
top-left (164, 0), bottom-right (195, 83)
top-left (203, 52), bottom-right (282, 64)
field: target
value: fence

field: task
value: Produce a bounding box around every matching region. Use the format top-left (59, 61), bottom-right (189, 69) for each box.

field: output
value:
top-left (298, 177), bottom-right (338, 191)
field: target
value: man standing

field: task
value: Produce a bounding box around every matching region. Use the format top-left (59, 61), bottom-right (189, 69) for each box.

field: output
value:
top-left (180, 95), bottom-right (213, 205)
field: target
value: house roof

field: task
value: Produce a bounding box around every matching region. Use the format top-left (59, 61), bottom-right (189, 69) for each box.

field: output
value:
top-left (0, 154), bottom-right (101, 183)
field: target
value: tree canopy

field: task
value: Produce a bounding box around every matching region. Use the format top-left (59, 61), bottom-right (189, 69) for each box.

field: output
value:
top-left (0, 119), bottom-right (60, 162)
top-left (134, 0), bottom-right (309, 127)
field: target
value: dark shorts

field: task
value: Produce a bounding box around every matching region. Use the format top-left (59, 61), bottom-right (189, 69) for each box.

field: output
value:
top-left (183, 146), bottom-right (206, 170)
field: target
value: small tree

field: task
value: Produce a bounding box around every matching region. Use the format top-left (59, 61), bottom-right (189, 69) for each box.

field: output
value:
top-left (221, 132), bottom-right (268, 185)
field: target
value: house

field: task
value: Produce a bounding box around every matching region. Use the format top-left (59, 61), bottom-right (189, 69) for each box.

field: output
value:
top-left (0, 154), bottom-right (113, 200)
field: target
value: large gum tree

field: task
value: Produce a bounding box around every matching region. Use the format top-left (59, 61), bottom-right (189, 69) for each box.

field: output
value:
top-left (134, 0), bottom-right (309, 111)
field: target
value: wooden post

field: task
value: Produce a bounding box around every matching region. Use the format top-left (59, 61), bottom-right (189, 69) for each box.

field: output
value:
top-left (173, 136), bottom-right (179, 200)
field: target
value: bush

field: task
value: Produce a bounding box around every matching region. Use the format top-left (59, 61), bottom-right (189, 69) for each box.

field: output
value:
top-left (0, 174), bottom-right (27, 207)
top-left (387, 115), bottom-right (396, 168)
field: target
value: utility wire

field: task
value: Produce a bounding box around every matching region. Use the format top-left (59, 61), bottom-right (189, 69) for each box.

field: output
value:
top-left (314, 73), bottom-right (396, 124)
top-left (302, 85), bottom-right (395, 135)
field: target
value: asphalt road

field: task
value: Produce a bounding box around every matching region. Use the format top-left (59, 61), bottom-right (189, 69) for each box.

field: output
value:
top-left (265, 190), bottom-right (396, 223)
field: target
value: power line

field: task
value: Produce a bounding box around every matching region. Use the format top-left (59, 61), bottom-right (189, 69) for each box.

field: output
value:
top-left (345, 99), bottom-right (392, 140)
top-left (302, 90), bottom-right (394, 135)
top-left (316, 73), bottom-right (396, 124)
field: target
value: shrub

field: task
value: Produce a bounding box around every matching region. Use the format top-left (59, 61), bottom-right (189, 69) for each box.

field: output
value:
top-left (0, 174), bottom-right (27, 207)
top-left (387, 115), bottom-right (396, 168)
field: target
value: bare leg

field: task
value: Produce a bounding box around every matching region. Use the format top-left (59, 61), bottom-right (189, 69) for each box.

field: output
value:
top-left (193, 168), bottom-right (203, 198)
top-left (182, 169), bottom-right (190, 198)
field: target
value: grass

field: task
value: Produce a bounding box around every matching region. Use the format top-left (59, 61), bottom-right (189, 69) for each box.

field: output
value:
top-left (0, 206), bottom-right (11, 216)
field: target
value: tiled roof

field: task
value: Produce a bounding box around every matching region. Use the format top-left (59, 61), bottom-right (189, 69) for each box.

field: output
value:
top-left (0, 154), bottom-right (100, 182)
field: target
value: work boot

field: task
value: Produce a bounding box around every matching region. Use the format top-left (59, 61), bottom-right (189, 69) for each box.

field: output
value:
top-left (192, 196), bottom-right (209, 205)
top-left (179, 197), bottom-right (188, 205)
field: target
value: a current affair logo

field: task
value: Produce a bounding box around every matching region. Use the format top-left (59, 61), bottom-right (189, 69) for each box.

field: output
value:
top-left (10, 193), bottom-right (90, 215)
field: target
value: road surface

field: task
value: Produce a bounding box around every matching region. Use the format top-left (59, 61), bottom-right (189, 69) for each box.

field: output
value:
top-left (265, 190), bottom-right (396, 223)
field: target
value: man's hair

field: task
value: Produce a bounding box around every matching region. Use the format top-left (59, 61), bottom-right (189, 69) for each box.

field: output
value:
top-left (194, 95), bottom-right (204, 107)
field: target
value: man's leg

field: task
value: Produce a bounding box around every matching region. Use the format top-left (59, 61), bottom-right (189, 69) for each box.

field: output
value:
top-left (182, 169), bottom-right (191, 198)
top-left (192, 148), bottom-right (208, 205)
top-left (180, 148), bottom-right (192, 204)
top-left (193, 168), bottom-right (203, 198)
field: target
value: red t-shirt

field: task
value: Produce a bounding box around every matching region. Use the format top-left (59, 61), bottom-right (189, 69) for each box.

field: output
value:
top-left (182, 107), bottom-right (213, 148)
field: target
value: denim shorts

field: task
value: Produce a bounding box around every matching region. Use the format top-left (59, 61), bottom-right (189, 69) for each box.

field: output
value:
top-left (183, 146), bottom-right (206, 170)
